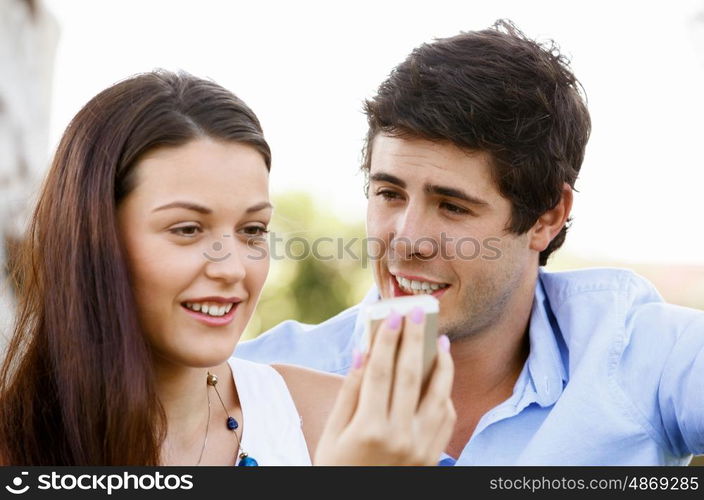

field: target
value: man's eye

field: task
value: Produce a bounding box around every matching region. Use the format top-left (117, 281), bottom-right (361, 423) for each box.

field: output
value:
top-left (169, 225), bottom-right (202, 237)
top-left (440, 202), bottom-right (470, 215)
top-left (377, 189), bottom-right (402, 201)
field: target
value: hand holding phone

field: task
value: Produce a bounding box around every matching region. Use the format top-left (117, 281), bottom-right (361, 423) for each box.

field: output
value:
top-left (315, 295), bottom-right (456, 465)
top-left (362, 295), bottom-right (439, 385)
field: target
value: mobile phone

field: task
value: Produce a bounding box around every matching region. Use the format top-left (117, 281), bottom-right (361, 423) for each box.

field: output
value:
top-left (361, 294), bottom-right (440, 384)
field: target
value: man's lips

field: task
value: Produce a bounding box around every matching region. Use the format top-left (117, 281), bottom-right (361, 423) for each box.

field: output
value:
top-left (391, 272), bottom-right (448, 284)
top-left (388, 272), bottom-right (450, 299)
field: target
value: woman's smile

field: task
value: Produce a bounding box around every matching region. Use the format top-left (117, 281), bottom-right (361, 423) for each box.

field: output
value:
top-left (180, 296), bottom-right (242, 326)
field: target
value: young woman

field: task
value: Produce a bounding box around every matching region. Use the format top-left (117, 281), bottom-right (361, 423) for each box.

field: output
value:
top-left (0, 70), bottom-right (455, 465)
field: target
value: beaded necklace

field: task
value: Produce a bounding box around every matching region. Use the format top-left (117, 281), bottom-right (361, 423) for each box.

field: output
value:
top-left (199, 372), bottom-right (257, 466)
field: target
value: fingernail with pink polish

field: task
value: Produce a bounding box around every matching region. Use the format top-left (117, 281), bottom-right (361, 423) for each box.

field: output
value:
top-left (439, 335), bottom-right (451, 352)
top-left (352, 349), bottom-right (362, 370)
top-left (410, 306), bottom-right (425, 324)
top-left (388, 309), bottom-right (402, 329)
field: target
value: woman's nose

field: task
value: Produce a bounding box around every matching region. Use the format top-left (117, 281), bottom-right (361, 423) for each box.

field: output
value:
top-left (203, 235), bottom-right (246, 283)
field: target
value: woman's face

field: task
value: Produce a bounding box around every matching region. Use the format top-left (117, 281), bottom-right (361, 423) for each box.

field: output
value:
top-left (117, 138), bottom-right (271, 368)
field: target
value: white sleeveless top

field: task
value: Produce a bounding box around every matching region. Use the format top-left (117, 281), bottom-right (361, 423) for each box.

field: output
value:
top-left (227, 357), bottom-right (312, 465)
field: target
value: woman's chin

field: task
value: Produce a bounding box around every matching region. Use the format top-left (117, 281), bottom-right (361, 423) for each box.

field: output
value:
top-left (152, 345), bottom-right (236, 371)
top-left (184, 347), bottom-right (237, 369)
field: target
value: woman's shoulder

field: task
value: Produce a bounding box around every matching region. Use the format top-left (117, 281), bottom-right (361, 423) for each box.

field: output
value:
top-left (272, 363), bottom-right (343, 404)
top-left (272, 363), bottom-right (343, 456)
top-left (229, 357), bottom-right (342, 394)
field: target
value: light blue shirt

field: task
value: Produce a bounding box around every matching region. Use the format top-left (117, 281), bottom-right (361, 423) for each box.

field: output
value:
top-left (236, 268), bottom-right (704, 465)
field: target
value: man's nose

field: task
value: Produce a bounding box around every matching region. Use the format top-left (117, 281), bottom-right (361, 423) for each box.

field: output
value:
top-left (390, 204), bottom-right (438, 260)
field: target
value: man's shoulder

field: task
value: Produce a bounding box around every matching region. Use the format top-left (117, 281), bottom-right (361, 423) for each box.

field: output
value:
top-left (235, 303), bottom-right (363, 374)
top-left (541, 269), bottom-right (704, 457)
top-left (540, 266), bottom-right (662, 307)
top-left (540, 266), bottom-right (702, 346)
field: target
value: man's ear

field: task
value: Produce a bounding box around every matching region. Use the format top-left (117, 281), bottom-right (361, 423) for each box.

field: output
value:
top-left (528, 183), bottom-right (573, 253)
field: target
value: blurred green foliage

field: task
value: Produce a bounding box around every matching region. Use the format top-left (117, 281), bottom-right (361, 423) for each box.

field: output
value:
top-left (243, 192), bottom-right (373, 340)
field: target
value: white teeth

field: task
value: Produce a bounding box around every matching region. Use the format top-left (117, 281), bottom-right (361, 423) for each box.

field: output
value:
top-left (394, 275), bottom-right (448, 295)
top-left (184, 301), bottom-right (235, 317)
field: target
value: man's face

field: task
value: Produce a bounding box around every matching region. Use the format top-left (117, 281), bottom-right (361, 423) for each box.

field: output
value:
top-left (366, 134), bottom-right (537, 341)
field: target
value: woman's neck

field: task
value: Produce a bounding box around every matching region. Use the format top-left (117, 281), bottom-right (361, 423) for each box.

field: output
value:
top-left (153, 358), bottom-right (209, 425)
top-left (153, 357), bottom-right (235, 464)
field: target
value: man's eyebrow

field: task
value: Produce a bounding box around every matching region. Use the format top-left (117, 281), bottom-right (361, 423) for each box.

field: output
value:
top-left (425, 184), bottom-right (490, 206)
top-left (152, 201), bottom-right (212, 214)
top-left (369, 172), bottom-right (407, 189)
top-left (370, 172), bottom-right (489, 206)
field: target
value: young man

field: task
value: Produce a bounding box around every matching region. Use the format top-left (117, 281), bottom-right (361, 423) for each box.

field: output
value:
top-left (236, 20), bottom-right (704, 465)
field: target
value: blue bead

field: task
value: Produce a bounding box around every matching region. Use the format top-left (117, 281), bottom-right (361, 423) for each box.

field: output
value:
top-left (238, 456), bottom-right (258, 466)
top-left (227, 417), bottom-right (238, 430)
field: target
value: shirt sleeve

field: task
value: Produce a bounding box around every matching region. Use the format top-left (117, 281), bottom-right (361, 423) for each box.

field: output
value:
top-left (616, 273), bottom-right (704, 457)
top-left (235, 310), bottom-right (360, 374)
top-left (657, 310), bottom-right (704, 455)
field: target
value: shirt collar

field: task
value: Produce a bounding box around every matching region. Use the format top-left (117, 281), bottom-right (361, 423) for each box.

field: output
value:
top-left (526, 270), bottom-right (569, 407)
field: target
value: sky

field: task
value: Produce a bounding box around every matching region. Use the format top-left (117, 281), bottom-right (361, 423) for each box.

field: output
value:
top-left (43, 0), bottom-right (704, 265)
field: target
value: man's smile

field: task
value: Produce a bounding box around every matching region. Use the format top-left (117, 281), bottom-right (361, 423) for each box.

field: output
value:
top-left (388, 271), bottom-right (451, 298)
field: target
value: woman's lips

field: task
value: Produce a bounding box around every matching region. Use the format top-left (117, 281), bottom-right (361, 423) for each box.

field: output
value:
top-left (181, 303), bottom-right (238, 326)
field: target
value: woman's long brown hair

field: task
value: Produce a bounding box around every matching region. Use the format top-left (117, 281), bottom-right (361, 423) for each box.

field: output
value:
top-left (0, 70), bottom-right (271, 465)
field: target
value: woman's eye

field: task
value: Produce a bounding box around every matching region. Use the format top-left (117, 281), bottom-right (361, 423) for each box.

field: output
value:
top-left (440, 201), bottom-right (471, 215)
top-left (169, 225), bottom-right (203, 238)
top-left (240, 225), bottom-right (269, 237)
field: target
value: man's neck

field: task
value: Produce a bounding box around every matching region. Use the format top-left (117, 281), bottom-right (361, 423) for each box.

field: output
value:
top-left (445, 274), bottom-right (536, 459)
top-left (450, 331), bottom-right (529, 402)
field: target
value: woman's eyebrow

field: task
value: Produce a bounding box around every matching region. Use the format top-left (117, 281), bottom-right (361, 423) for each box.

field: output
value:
top-left (246, 201), bottom-right (273, 213)
top-left (152, 201), bottom-right (273, 214)
top-left (152, 201), bottom-right (212, 214)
